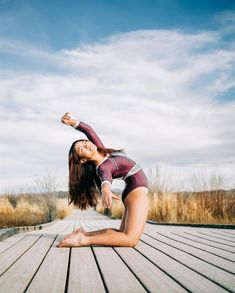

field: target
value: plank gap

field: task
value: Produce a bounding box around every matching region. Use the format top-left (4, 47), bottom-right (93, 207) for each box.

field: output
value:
top-left (140, 238), bottom-right (233, 292)
top-left (145, 232), bottom-right (235, 276)
top-left (133, 245), bottom-right (191, 293)
top-left (64, 247), bottom-right (72, 293)
top-left (0, 235), bottom-right (28, 255)
top-left (184, 232), bottom-right (235, 249)
top-left (90, 246), bottom-right (108, 293)
top-left (211, 231), bottom-right (235, 239)
top-left (0, 234), bottom-right (44, 278)
top-left (196, 232), bottom-right (235, 244)
top-left (112, 247), bottom-right (150, 292)
top-left (24, 234), bottom-right (58, 293)
top-left (157, 232), bottom-right (235, 263)
top-left (173, 233), bottom-right (235, 254)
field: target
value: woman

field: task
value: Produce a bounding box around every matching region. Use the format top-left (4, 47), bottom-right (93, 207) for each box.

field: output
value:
top-left (57, 112), bottom-right (149, 247)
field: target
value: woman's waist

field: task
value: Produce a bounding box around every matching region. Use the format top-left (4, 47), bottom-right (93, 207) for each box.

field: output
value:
top-left (113, 163), bottom-right (142, 180)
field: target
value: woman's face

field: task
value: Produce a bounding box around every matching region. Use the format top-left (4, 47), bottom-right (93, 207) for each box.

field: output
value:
top-left (75, 140), bottom-right (97, 160)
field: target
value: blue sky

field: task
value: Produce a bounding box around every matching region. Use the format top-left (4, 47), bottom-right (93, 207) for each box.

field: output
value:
top-left (1, 0), bottom-right (235, 49)
top-left (0, 0), bottom-right (235, 193)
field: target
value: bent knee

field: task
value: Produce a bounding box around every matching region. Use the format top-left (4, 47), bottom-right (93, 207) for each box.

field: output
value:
top-left (126, 236), bottom-right (140, 247)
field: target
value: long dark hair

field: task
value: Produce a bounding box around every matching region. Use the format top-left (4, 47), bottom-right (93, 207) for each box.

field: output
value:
top-left (68, 139), bottom-right (123, 210)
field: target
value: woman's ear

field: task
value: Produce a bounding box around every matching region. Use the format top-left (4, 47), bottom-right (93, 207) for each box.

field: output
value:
top-left (80, 158), bottom-right (88, 164)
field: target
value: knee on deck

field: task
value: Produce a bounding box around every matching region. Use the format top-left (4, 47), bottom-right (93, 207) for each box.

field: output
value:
top-left (125, 234), bottom-right (140, 247)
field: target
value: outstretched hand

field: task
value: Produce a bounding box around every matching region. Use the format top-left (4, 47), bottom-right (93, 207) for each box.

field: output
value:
top-left (102, 191), bottom-right (120, 209)
top-left (61, 112), bottom-right (77, 127)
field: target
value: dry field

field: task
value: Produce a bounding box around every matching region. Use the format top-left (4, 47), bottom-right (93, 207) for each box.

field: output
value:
top-left (1, 189), bottom-right (234, 228)
top-left (1, 168), bottom-right (234, 227)
top-left (0, 194), bottom-right (72, 228)
top-left (97, 166), bottom-right (235, 224)
top-left (96, 188), bottom-right (235, 224)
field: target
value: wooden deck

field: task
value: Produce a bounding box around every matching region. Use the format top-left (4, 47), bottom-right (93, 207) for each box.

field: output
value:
top-left (0, 209), bottom-right (234, 293)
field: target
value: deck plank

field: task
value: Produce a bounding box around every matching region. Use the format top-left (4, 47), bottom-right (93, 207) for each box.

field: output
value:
top-left (183, 231), bottom-right (235, 249)
top-left (136, 241), bottom-right (228, 293)
top-left (0, 220), bottom-right (65, 256)
top-left (219, 230), bottom-right (235, 235)
top-left (0, 233), bottom-right (42, 276)
top-left (175, 231), bottom-right (235, 253)
top-left (211, 231), bottom-right (235, 239)
top-left (87, 216), bottom-right (235, 293)
top-left (161, 231), bottom-right (235, 261)
top-left (114, 247), bottom-right (187, 293)
top-left (0, 209), bottom-right (234, 293)
top-left (194, 231), bottom-right (235, 245)
top-left (86, 220), bottom-right (199, 292)
top-left (0, 234), bottom-right (57, 292)
top-left (140, 233), bottom-right (235, 291)
top-left (93, 247), bottom-right (146, 293)
top-left (144, 231), bottom-right (235, 274)
top-left (0, 233), bottom-right (27, 254)
top-left (81, 221), bottom-right (147, 292)
top-left (0, 221), bottom-right (68, 292)
top-left (25, 222), bottom-right (74, 293)
top-left (74, 221), bottom-right (142, 293)
top-left (68, 247), bottom-right (106, 293)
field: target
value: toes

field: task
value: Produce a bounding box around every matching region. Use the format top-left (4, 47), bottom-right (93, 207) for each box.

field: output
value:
top-left (75, 228), bottom-right (82, 233)
top-left (57, 239), bottom-right (69, 247)
top-left (57, 234), bottom-right (85, 248)
top-left (57, 241), bottom-right (67, 247)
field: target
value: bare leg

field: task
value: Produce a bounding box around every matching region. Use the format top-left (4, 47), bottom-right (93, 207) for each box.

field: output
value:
top-left (81, 204), bottom-right (127, 236)
top-left (63, 227), bottom-right (120, 241)
top-left (64, 200), bottom-right (126, 240)
top-left (119, 204), bottom-right (127, 232)
top-left (81, 228), bottom-right (119, 236)
top-left (57, 187), bottom-right (148, 247)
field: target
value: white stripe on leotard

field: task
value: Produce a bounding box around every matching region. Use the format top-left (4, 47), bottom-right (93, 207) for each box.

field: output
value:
top-left (123, 163), bottom-right (141, 180)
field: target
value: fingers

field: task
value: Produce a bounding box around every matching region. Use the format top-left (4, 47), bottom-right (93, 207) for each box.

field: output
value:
top-left (112, 194), bottom-right (120, 200)
top-left (62, 113), bottom-right (70, 119)
top-left (102, 194), bottom-right (120, 208)
top-left (102, 196), bottom-right (111, 208)
top-left (61, 112), bottom-right (72, 126)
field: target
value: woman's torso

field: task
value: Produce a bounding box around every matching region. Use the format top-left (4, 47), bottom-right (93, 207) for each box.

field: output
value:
top-left (96, 153), bottom-right (141, 180)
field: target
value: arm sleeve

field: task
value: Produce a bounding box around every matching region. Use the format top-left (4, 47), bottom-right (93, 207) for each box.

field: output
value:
top-left (97, 165), bottom-right (113, 187)
top-left (73, 121), bottom-right (105, 149)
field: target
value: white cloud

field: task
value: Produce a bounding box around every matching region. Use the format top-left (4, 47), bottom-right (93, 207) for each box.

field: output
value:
top-left (0, 27), bottom-right (235, 193)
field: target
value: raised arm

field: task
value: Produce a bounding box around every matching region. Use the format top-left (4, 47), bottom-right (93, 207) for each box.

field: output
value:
top-left (61, 113), bottom-right (105, 149)
top-left (72, 121), bottom-right (105, 149)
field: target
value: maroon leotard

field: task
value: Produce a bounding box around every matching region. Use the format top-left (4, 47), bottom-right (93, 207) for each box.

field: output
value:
top-left (75, 121), bottom-right (149, 201)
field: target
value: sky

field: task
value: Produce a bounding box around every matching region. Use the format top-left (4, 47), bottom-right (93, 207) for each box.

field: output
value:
top-left (0, 0), bottom-right (235, 193)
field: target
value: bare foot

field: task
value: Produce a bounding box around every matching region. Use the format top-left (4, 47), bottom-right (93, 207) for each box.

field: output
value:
top-left (63, 228), bottom-right (85, 240)
top-left (57, 232), bottom-right (89, 247)
top-left (75, 227), bottom-right (85, 234)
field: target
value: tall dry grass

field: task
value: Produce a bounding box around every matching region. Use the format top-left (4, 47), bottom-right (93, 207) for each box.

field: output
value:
top-left (0, 194), bottom-right (72, 228)
top-left (147, 166), bottom-right (235, 224)
top-left (97, 166), bottom-right (235, 224)
top-left (0, 170), bottom-right (73, 228)
top-left (147, 189), bottom-right (235, 224)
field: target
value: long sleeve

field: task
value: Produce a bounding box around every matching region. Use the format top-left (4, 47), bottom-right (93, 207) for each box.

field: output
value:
top-left (73, 121), bottom-right (105, 149)
top-left (96, 163), bottom-right (113, 187)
